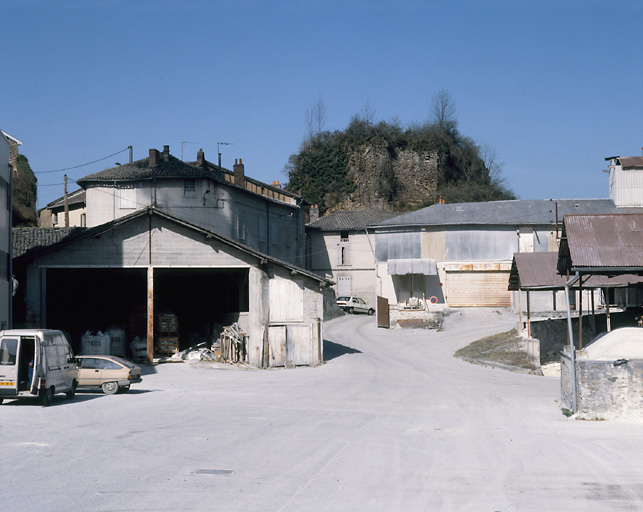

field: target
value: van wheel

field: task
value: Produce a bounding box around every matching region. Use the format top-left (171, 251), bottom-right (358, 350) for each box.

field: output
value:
top-left (40, 387), bottom-right (53, 407)
top-left (66, 381), bottom-right (77, 399)
top-left (102, 382), bottom-right (119, 395)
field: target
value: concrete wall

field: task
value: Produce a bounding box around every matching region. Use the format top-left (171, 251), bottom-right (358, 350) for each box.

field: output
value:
top-left (0, 134), bottom-right (10, 328)
top-left (85, 178), bottom-right (305, 265)
top-left (561, 350), bottom-right (643, 418)
top-left (308, 230), bottom-right (378, 305)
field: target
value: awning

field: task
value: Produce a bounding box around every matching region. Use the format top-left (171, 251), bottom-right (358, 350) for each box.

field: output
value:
top-left (387, 258), bottom-right (437, 275)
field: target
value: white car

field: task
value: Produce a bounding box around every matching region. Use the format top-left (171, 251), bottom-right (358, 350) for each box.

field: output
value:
top-left (336, 296), bottom-right (375, 315)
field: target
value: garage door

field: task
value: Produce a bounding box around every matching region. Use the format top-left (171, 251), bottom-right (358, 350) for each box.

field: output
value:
top-left (446, 271), bottom-right (511, 307)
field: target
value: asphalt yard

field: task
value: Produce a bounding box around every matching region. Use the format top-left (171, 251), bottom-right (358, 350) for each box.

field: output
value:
top-left (1, 312), bottom-right (642, 511)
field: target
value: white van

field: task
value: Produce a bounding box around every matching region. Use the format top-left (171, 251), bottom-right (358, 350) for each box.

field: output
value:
top-left (0, 329), bottom-right (79, 406)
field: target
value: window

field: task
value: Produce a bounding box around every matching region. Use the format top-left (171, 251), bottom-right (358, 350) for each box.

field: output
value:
top-left (0, 338), bottom-right (18, 365)
top-left (118, 185), bottom-right (136, 209)
top-left (237, 215), bottom-right (247, 242)
top-left (258, 217), bottom-right (267, 244)
top-left (337, 243), bottom-right (351, 266)
top-left (340, 230), bottom-right (349, 242)
top-left (184, 179), bottom-right (196, 198)
top-left (80, 213), bottom-right (86, 227)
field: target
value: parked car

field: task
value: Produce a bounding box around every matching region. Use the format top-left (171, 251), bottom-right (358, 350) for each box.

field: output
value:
top-left (76, 355), bottom-right (142, 395)
top-left (336, 296), bottom-right (375, 315)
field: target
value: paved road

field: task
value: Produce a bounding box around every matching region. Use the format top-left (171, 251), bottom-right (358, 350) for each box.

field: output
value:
top-left (1, 313), bottom-right (642, 511)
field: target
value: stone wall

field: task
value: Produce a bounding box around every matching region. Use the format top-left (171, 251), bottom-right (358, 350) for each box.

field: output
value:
top-left (561, 349), bottom-right (643, 419)
top-left (338, 144), bottom-right (438, 211)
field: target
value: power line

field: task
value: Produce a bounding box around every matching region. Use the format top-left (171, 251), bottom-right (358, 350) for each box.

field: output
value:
top-left (34, 147), bottom-right (131, 174)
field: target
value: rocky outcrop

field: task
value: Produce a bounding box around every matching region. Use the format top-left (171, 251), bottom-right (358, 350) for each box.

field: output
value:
top-left (335, 143), bottom-right (438, 211)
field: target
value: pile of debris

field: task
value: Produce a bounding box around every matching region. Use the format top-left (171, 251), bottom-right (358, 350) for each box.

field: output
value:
top-left (169, 323), bottom-right (247, 364)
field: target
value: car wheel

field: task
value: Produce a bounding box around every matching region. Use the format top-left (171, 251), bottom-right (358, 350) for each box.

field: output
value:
top-left (66, 381), bottom-right (77, 399)
top-left (348, 307), bottom-right (354, 314)
top-left (118, 385), bottom-right (130, 394)
top-left (40, 387), bottom-right (53, 407)
top-left (368, 308), bottom-right (375, 316)
top-left (102, 382), bottom-right (119, 395)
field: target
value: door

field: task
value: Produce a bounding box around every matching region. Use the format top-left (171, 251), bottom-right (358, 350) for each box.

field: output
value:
top-left (0, 336), bottom-right (20, 395)
top-left (78, 357), bottom-right (103, 387)
top-left (337, 276), bottom-right (351, 297)
top-left (446, 271), bottom-right (511, 307)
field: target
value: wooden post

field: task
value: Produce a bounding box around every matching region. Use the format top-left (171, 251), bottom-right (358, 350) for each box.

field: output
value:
top-left (605, 287), bottom-right (611, 332)
top-left (63, 175), bottom-right (70, 227)
top-left (147, 266), bottom-right (154, 363)
top-left (526, 290), bottom-right (531, 338)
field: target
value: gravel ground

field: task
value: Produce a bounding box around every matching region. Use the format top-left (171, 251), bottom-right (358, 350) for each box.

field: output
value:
top-left (1, 311), bottom-right (642, 511)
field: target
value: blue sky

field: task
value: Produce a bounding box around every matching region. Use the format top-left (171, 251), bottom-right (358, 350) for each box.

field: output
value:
top-left (2, 0), bottom-right (641, 209)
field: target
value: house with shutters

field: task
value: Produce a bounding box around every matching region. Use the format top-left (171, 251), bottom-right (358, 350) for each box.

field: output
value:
top-left (76, 145), bottom-right (308, 266)
top-left (306, 209), bottom-right (400, 306)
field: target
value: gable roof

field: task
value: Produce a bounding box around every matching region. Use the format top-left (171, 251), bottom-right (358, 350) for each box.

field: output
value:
top-left (615, 156), bottom-right (643, 168)
top-left (509, 251), bottom-right (643, 291)
top-left (307, 209), bottom-right (401, 231)
top-left (373, 199), bottom-right (632, 228)
top-left (45, 189), bottom-right (86, 210)
top-left (14, 207), bottom-right (329, 285)
top-left (558, 213), bottom-right (643, 275)
top-left (76, 153), bottom-right (210, 185)
top-left (13, 227), bottom-right (83, 258)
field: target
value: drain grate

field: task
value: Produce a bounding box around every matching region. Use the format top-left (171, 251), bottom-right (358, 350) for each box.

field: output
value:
top-left (194, 468), bottom-right (233, 475)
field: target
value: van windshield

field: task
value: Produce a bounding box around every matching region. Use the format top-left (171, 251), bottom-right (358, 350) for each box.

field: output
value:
top-left (0, 338), bottom-right (18, 365)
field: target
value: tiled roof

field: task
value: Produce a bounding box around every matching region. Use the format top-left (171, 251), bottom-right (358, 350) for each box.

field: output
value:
top-left (12, 227), bottom-right (84, 258)
top-left (45, 189), bottom-right (86, 209)
top-left (307, 209), bottom-right (401, 231)
top-left (76, 154), bottom-right (211, 185)
top-left (373, 199), bottom-right (642, 228)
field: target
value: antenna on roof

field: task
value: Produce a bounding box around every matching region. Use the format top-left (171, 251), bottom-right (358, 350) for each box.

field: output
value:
top-left (217, 142), bottom-right (233, 169)
top-left (181, 141), bottom-right (199, 161)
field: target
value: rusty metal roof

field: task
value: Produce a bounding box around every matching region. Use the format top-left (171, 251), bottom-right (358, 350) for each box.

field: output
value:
top-left (558, 214), bottom-right (643, 274)
top-left (510, 251), bottom-right (643, 290)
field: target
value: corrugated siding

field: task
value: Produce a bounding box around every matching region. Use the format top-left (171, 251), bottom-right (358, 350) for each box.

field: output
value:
top-left (447, 271), bottom-right (511, 307)
top-left (610, 169), bottom-right (643, 207)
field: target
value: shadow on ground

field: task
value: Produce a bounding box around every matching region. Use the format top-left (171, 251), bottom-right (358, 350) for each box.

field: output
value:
top-left (324, 339), bottom-right (362, 361)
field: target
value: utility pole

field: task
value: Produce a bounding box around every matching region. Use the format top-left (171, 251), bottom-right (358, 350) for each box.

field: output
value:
top-left (129, 145), bottom-right (133, 163)
top-left (181, 141), bottom-right (199, 161)
top-left (63, 174), bottom-right (69, 227)
top-left (217, 142), bottom-right (232, 169)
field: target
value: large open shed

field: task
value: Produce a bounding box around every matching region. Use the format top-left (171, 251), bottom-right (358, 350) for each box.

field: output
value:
top-left (13, 207), bottom-right (329, 367)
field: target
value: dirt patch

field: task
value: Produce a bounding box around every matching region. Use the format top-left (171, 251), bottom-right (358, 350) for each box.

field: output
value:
top-left (455, 329), bottom-right (536, 372)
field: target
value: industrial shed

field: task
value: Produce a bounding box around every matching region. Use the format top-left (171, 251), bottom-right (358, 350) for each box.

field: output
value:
top-left (13, 207), bottom-right (329, 367)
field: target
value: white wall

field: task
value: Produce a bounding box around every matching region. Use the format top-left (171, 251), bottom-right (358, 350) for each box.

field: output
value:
top-left (0, 134), bottom-right (10, 328)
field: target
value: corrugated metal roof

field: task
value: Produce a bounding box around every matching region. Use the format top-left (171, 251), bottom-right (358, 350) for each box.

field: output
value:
top-left (373, 199), bottom-right (638, 228)
top-left (509, 251), bottom-right (643, 290)
top-left (560, 214), bottom-right (643, 273)
top-left (618, 157), bottom-right (643, 168)
top-left (307, 209), bottom-right (401, 231)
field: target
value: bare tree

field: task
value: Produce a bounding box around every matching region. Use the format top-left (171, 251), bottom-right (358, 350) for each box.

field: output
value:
top-left (361, 99), bottom-right (376, 127)
top-left (430, 89), bottom-right (457, 132)
top-left (305, 93), bottom-right (327, 139)
top-left (481, 144), bottom-right (506, 186)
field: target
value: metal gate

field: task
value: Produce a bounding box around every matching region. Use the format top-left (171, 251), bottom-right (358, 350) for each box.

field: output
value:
top-left (446, 271), bottom-right (511, 307)
top-left (377, 296), bottom-right (389, 328)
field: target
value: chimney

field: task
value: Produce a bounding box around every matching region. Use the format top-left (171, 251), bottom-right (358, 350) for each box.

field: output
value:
top-left (197, 148), bottom-right (205, 167)
top-left (308, 204), bottom-right (319, 223)
top-left (149, 148), bottom-right (159, 166)
top-left (233, 158), bottom-right (245, 187)
top-left (162, 145), bottom-right (170, 162)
